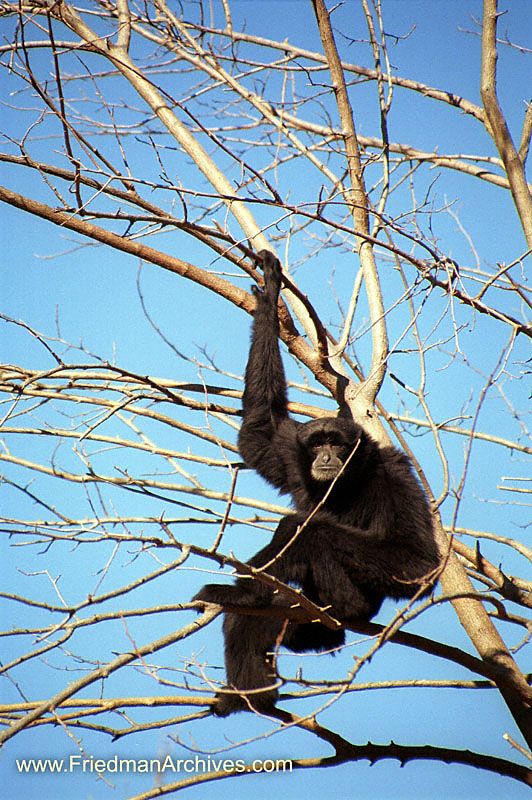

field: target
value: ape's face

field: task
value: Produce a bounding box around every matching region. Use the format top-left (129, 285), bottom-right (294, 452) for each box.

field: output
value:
top-left (308, 438), bottom-right (347, 481)
top-left (298, 418), bottom-right (361, 483)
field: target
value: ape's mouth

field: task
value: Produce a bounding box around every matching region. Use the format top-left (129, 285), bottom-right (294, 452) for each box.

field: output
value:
top-left (312, 466), bottom-right (342, 481)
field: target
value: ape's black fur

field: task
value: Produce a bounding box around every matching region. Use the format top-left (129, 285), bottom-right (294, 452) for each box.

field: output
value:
top-left (194, 251), bottom-right (440, 716)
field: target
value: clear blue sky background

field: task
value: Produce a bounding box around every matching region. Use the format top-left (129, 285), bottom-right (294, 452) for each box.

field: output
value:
top-left (1, 2), bottom-right (531, 799)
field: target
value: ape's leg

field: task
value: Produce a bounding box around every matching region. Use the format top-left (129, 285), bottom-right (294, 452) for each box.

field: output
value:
top-left (282, 621), bottom-right (345, 653)
top-left (214, 612), bottom-right (283, 716)
top-left (194, 512), bottom-right (384, 714)
top-left (271, 513), bottom-right (438, 607)
top-left (259, 515), bottom-right (383, 619)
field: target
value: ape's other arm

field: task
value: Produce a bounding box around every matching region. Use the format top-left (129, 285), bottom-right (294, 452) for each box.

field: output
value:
top-left (195, 514), bottom-right (380, 621)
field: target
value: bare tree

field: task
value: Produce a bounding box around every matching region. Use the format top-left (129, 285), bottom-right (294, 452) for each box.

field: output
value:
top-left (1, 1), bottom-right (531, 797)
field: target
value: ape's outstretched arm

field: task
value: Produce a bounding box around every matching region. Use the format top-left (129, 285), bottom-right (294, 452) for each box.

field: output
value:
top-left (238, 251), bottom-right (294, 490)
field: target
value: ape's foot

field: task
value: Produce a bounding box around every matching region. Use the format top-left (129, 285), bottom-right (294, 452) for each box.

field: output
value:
top-left (212, 687), bottom-right (278, 717)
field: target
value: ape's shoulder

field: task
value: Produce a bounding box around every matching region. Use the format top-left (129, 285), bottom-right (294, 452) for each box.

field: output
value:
top-left (377, 444), bottom-right (423, 488)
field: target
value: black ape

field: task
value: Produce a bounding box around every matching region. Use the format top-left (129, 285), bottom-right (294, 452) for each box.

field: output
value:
top-left (194, 251), bottom-right (440, 716)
